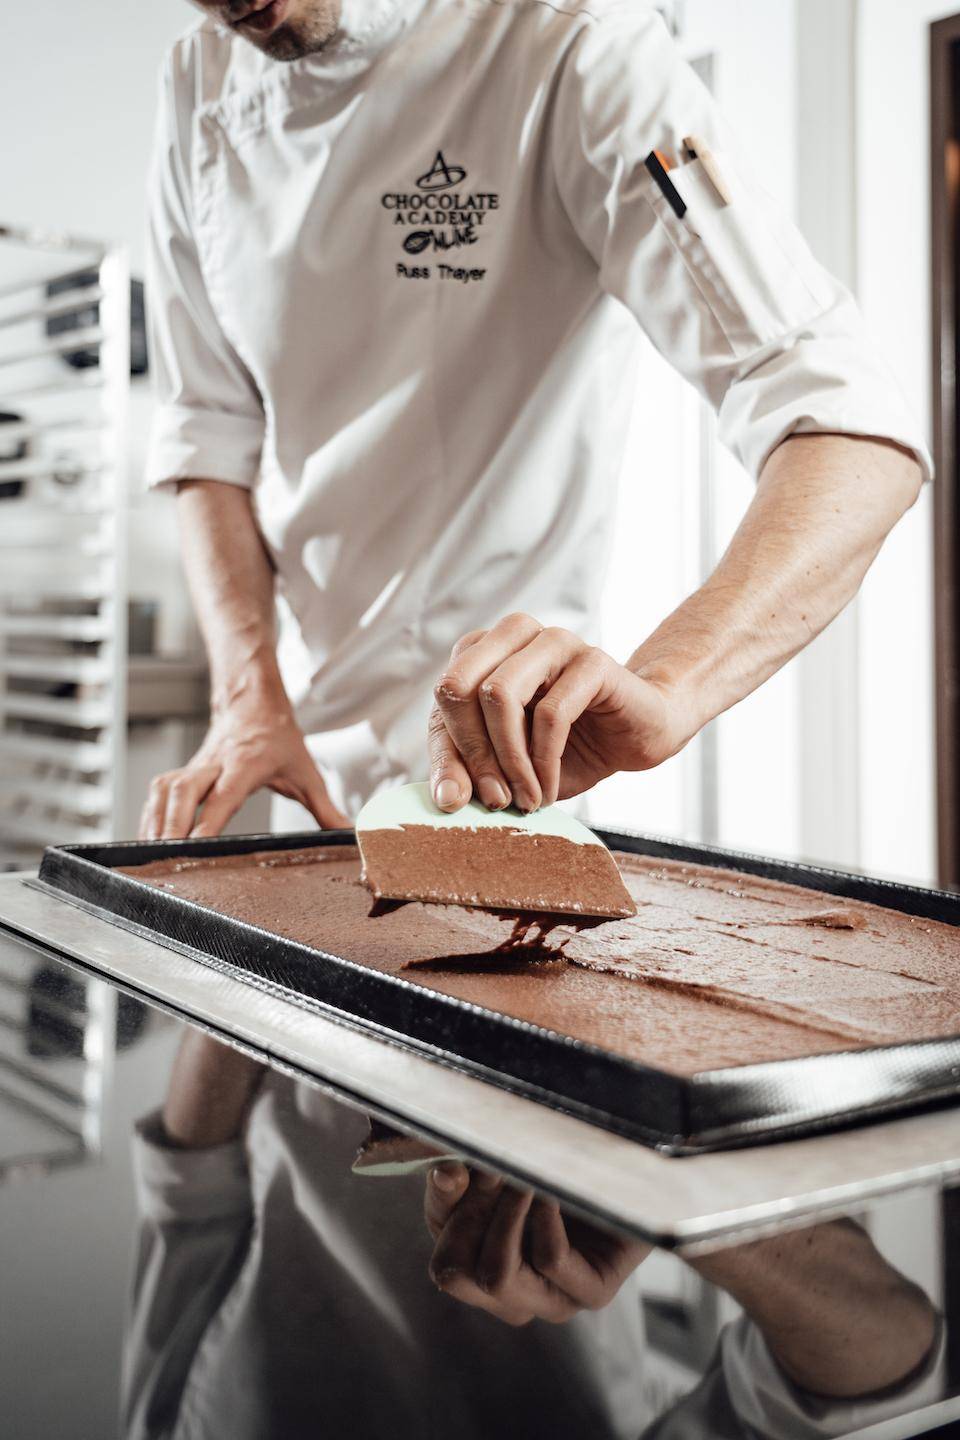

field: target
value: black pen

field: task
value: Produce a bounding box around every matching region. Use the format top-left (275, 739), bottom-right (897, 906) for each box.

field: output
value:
top-left (645, 149), bottom-right (687, 220)
top-left (641, 153), bottom-right (687, 220)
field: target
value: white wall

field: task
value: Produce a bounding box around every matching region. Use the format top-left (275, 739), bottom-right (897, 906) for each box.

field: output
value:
top-left (855, 0), bottom-right (953, 884)
top-left (590, 0), bottom-right (804, 859)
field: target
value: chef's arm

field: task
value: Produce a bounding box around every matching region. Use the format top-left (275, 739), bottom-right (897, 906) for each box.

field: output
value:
top-left (428, 431), bottom-right (922, 812)
top-left (120, 1037), bottom-right (262, 1440)
top-left (690, 1218), bottom-right (939, 1400)
top-left (161, 1030), bottom-right (266, 1150)
top-left (139, 479), bottom-right (347, 840)
top-left (424, 1171), bottom-right (939, 1406)
top-left (626, 431), bottom-right (921, 736)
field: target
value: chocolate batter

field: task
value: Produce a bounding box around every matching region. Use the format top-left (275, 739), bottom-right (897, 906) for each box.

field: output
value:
top-left (358, 822), bottom-right (637, 917)
top-left (119, 845), bottom-right (960, 1076)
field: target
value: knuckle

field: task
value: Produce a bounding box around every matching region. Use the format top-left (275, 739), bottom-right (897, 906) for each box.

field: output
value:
top-left (434, 672), bottom-right (471, 706)
top-left (534, 695), bottom-right (564, 727)
top-left (427, 706), bottom-right (448, 737)
top-left (478, 678), bottom-right (511, 710)
top-left (148, 772), bottom-right (173, 795)
top-left (451, 628), bottom-right (486, 658)
top-left (476, 1267), bottom-right (507, 1297)
top-left (458, 736), bottom-right (496, 767)
top-left (502, 610), bottom-right (537, 632)
top-left (540, 625), bottom-right (570, 645)
top-left (533, 1244), bottom-right (564, 1276)
top-left (505, 1311), bottom-right (535, 1329)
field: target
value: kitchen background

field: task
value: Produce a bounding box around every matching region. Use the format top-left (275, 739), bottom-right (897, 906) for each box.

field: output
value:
top-left (0, 4), bottom-right (952, 1436)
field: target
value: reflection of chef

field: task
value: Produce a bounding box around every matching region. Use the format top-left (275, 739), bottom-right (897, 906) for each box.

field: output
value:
top-left (121, 1036), bottom-right (942, 1440)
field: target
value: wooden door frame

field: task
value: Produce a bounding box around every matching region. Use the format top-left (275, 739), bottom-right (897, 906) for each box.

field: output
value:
top-left (931, 14), bottom-right (960, 889)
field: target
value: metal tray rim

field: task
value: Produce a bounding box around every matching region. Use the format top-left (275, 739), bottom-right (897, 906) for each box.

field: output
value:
top-left (34, 826), bottom-right (960, 1154)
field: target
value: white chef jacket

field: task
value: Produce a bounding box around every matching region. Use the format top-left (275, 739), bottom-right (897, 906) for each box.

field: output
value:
top-left (121, 1077), bottom-right (945, 1440)
top-left (145, 0), bottom-right (930, 820)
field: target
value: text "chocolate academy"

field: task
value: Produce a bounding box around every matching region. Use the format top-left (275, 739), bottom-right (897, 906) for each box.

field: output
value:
top-left (381, 191), bottom-right (500, 227)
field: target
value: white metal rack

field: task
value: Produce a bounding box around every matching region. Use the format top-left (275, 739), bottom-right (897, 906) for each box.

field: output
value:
top-left (0, 226), bottom-right (129, 868)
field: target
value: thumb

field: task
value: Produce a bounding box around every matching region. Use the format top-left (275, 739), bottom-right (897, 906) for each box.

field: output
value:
top-left (427, 704), bottom-right (473, 813)
top-left (300, 765), bottom-right (350, 829)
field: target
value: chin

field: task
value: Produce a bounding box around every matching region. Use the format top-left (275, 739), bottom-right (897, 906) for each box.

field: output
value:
top-left (258, 26), bottom-right (312, 59)
top-left (257, 4), bottom-right (340, 59)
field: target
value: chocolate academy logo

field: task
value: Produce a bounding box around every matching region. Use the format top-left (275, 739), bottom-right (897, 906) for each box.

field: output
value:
top-left (381, 152), bottom-right (499, 256)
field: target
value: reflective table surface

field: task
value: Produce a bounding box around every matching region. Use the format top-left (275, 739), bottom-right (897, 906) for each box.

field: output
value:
top-left (3, 919), bottom-right (960, 1438)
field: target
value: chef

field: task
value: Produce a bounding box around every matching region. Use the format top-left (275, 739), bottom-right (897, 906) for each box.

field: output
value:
top-left (135, 0), bottom-right (931, 1433)
top-left (142, 0), bottom-right (928, 839)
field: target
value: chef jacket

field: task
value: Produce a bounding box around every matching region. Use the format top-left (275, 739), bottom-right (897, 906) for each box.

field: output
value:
top-left (145, 0), bottom-right (931, 820)
top-left (121, 1077), bottom-right (945, 1440)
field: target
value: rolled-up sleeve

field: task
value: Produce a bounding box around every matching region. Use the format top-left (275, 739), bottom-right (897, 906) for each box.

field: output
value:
top-left (551, 5), bottom-right (932, 482)
top-left (145, 47), bottom-right (265, 491)
top-left (121, 1110), bottom-right (254, 1440)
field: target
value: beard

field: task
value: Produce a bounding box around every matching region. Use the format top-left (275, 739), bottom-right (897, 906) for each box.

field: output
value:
top-left (218, 0), bottom-right (342, 60)
top-left (260, 2), bottom-right (340, 59)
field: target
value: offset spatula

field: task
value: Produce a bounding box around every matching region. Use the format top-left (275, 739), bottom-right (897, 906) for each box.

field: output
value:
top-left (356, 782), bottom-right (636, 919)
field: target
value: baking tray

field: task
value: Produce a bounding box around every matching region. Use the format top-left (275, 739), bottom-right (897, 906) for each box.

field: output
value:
top-left (31, 828), bottom-right (960, 1155)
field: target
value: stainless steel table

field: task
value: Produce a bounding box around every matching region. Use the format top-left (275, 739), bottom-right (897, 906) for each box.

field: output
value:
top-left (3, 871), bottom-right (960, 1440)
top-left (3, 871), bottom-right (960, 1256)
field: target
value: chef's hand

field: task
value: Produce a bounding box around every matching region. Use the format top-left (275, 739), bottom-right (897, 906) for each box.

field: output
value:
top-left (424, 1164), bottom-right (651, 1326)
top-left (139, 693), bottom-right (348, 840)
top-left (428, 614), bottom-right (693, 812)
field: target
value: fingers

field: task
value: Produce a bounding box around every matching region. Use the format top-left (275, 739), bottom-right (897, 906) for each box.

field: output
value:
top-left (162, 766), bottom-right (220, 839)
top-left (426, 704), bottom-right (475, 813)
top-left (428, 1175), bottom-right (579, 1327)
top-left (139, 764), bottom-right (220, 841)
top-left (528, 1201), bottom-right (654, 1309)
top-left (432, 621), bottom-right (532, 813)
top-left (189, 771), bottom-right (249, 838)
top-left (475, 1186), bottom-right (535, 1292)
top-left (429, 1167), bottom-right (504, 1284)
top-left (430, 616), bottom-right (613, 812)
top-left (298, 764), bottom-right (350, 829)
top-left (424, 1162), bottom-right (471, 1239)
top-left (529, 650), bottom-right (607, 805)
top-left (428, 629), bottom-right (488, 813)
top-left (479, 629), bottom-right (585, 809)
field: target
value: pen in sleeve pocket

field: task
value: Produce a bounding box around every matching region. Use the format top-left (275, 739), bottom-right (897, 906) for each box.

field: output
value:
top-left (683, 134), bottom-right (734, 207)
top-left (644, 150), bottom-right (687, 220)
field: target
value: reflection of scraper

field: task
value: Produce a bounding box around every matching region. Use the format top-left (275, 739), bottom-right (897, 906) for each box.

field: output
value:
top-left (356, 782), bottom-right (636, 919)
top-left (352, 1118), bottom-right (461, 1178)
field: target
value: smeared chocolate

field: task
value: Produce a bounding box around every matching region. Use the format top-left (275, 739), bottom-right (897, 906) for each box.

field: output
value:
top-left (119, 845), bottom-right (960, 1075)
top-left (401, 908), bottom-right (609, 971)
top-left (368, 895), bottom-right (409, 918)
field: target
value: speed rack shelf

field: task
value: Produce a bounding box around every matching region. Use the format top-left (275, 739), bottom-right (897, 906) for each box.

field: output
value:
top-left (0, 225), bottom-right (129, 869)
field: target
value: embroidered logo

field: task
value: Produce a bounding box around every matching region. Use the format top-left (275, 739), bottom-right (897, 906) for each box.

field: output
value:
top-left (416, 151), bottom-right (467, 191)
top-left (381, 153), bottom-right (499, 280)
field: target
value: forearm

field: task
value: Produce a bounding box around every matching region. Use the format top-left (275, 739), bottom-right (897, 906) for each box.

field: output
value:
top-left (628, 434), bottom-right (923, 740)
top-left (161, 1031), bottom-right (266, 1149)
top-left (692, 1220), bottom-right (937, 1399)
top-left (177, 479), bottom-right (288, 713)
top-left (141, 480), bottom-right (344, 838)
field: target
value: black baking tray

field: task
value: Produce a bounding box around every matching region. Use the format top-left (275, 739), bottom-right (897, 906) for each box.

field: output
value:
top-left (32, 827), bottom-right (960, 1154)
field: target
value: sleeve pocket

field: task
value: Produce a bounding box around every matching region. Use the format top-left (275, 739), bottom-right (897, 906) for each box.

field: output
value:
top-left (649, 155), bottom-right (834, 360)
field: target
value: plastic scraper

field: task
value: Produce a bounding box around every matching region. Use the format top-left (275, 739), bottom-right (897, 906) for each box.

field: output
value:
top-left (355, 781), bottom-right (636, 919)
